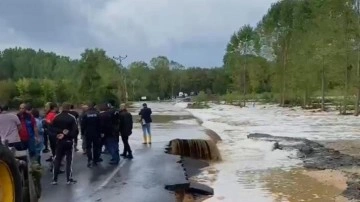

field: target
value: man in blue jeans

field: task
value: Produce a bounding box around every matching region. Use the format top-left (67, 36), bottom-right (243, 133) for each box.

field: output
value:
top-left (139, 103), bottom-right (152, 144)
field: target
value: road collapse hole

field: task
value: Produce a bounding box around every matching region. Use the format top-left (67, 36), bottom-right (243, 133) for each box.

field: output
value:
top-left (166, 139), bottom-right (221, 161)
top-left (175, 190), bottom-right (195, 202)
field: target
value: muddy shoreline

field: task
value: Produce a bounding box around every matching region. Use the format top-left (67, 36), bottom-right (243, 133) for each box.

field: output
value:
top-left (248, 133), bottom-right (360, 201)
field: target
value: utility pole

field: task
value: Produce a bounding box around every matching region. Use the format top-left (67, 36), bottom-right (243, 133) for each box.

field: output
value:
top-left (113, 55), bottom-right (128, 103)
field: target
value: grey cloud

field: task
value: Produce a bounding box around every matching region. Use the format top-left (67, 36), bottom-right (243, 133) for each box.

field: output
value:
top-left (0, 0), bottom-right (277, 66)
top-left (0, 0), bottom-right (97, 49)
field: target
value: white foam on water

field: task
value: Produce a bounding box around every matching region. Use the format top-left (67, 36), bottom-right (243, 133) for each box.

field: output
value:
top-left (172, 118), bottom-right (199, 125)
top-left (184, 103), bottom-right (360, 202)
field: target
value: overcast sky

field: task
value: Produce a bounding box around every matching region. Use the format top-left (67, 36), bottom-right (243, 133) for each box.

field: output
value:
top-left (0, 0), bottom-right (277, 67)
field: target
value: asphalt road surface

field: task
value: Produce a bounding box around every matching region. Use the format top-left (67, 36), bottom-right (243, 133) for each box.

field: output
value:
top-left (39, 102), bottom-right (208, 202)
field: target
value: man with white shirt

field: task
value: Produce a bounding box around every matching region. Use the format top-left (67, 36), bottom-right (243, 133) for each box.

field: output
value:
top-left (0, 105), bottom-right (22, 149)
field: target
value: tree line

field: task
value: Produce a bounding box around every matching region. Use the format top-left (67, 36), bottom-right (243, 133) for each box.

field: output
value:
top-left (0, 48), bottom-right (229, 108)
top-left (1, 0), bottom-right (360, 112)
top-left (224, 0), bottom-right (360, 114)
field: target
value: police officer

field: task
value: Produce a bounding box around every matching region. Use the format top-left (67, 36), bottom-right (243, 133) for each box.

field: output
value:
top-left (81, 102), bottom-right (102, 167)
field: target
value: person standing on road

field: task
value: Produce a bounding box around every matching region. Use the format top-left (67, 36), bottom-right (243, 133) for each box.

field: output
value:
top-left (0, 105), bottom-right (22, 150)
top-left (31, 108), bottom-right (44, 165)
top-left (17, 103), bottom-right (39, 154)
top-left (50, 103), bottom-right (78, 185)
top-left (79, 104), bottom-right (89, 155)
top-left (42, 102), bottom-right (52, 153)
top-left (99, 104), bottom-right (120, 164)
top-left (119, 103), bottom-right (133, 159)
top-left (81, 102), bottom-right (102, 167)
top-left (139, 103), bottom-right (152, 144)
top-left (69, 105), bottom-right (80, 152)
top-left (44, 102), bottom-right (58, 160)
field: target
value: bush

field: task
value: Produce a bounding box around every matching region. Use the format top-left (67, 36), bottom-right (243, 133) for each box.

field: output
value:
top-left (15, 78), bottom-right (32, 102)
top-left (0, 80), bottom-right (17, 105)
top-left (257, 92), bottom-right (276, 103)
top-left (221, 92), bottom-right (239, 104)
top-left (195, 91), bottom-right (208, 103)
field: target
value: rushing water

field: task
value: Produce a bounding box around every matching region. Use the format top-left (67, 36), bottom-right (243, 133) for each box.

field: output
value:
top-left (172, 102), bottom-right (359, 202)
top-left (129, 102), bottom-right (357, 201)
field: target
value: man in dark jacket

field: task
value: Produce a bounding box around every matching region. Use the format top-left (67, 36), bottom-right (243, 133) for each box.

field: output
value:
top-left (81, 102), bottom-right (102, 167)
top-left (50, 103), bottom-right (78, 185)
top-left (138, 103), bottom-right (152, 144)
top-left (99, 103), bottom-right (120, 164)
top-left (120, 103), bottom-right (133, 159)
top-left (69, 105), bottom-right (80, 151)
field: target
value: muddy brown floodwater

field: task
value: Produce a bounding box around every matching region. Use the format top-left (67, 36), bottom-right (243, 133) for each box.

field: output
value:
top-left (262, 169), bottom-right (346, 202)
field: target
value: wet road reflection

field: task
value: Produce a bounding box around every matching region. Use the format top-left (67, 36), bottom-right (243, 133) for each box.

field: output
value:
top-left (40, 102), bottom-right (208, 202)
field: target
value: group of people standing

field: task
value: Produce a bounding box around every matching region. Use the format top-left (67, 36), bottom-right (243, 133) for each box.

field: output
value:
top-left (0, 103), bottom-right (43, 163)
top-left (0, 101), bottom-right (153, 185)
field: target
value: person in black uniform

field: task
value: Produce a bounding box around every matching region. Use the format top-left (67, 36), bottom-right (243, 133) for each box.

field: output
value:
top-left (69, 105), bottom-right (80, 151)
top-left (81, 102), bottom-right (102, 167)
top-left (119, 103), bottom-right (133, 159)
top-left (50, 103), bottom-right (78, 185)
top-left (99, 103), bottom-right (120, 164)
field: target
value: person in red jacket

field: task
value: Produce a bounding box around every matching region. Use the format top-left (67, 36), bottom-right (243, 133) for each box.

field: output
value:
top-left (44, 103), bottom-right (58, 158)
top-left (17, 103), bottom-right (39, 156)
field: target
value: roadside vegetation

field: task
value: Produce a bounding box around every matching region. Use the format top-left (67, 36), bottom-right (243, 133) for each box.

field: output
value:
top-left (1, 1), bottom-right (360, 115)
